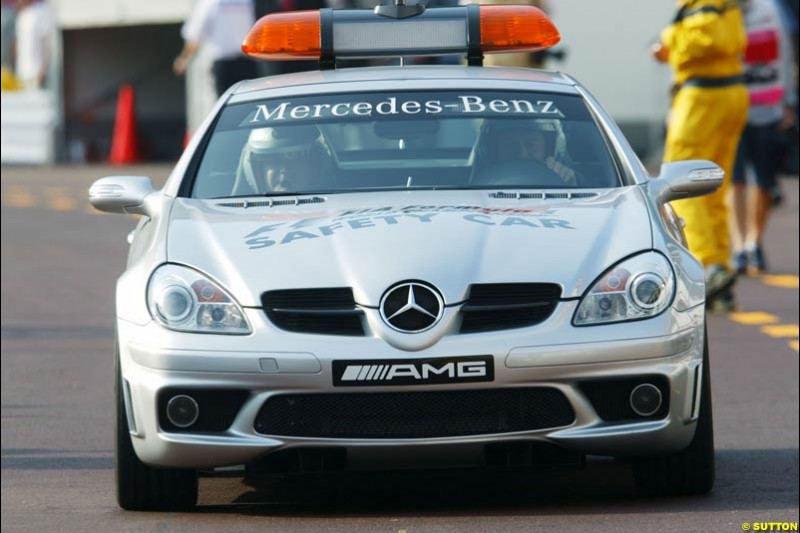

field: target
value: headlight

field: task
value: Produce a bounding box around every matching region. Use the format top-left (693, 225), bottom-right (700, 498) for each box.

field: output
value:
top-left (573, 252), bottom-right (675, 326)
top-left (147, 264), bottom-right (251, 334)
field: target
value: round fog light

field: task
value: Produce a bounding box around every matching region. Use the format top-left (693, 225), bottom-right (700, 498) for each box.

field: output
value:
top-left (630, 383), bottom-right (663, 417)
top-left (166, 395), bottom-right (199, 428)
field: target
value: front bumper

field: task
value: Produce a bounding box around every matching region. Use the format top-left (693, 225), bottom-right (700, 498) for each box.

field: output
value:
top-left (117, 302), bottom-right (706, 469)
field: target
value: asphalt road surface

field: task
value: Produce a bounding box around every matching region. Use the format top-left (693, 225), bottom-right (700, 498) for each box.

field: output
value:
top-left (2, 165), bottom-right (798, 532)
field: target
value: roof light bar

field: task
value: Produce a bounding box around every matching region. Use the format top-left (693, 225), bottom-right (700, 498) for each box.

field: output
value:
top-left (242, 10), bottom-right (322, 60)
top-left (479, 5), bottom-right (561, 53)
top-left (241, 4), bottom-right (560, 68)
top-left (374, 0), bottom-right (425, 19)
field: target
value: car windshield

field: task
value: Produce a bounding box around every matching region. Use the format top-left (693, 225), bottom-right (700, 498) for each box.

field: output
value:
top-left (191, 90), bottom-right (623, 199)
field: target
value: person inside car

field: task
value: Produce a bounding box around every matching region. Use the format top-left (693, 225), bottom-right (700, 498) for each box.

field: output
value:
top-left (513, 122), bottom-right (578, 185)
top-left (232, 125), bottom-right (333, 195)
top-left (473, 120), bottom-right (578, 186)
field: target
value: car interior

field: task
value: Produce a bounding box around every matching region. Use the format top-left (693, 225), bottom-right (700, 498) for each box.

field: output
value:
top-left (192, 116), bottom-right (620, 199)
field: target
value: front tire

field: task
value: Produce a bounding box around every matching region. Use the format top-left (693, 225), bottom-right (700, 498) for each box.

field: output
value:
top-left (115, 344), bottom-right (198, 511)
top-left (632, 331), bottom-right (715, 496)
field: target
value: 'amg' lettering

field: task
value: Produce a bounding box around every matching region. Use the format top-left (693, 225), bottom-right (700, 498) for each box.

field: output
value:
top-left (420, 363), bottom-right (455, 378)
top-left (385, 365), bottom-right (422, 380)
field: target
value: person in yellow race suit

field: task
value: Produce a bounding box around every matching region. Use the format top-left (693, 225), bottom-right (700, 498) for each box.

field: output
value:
top-left (653, 0), bottom-right (749, 310)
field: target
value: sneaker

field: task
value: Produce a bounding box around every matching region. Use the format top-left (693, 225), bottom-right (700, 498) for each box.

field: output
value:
top-left (707, 286), bottom-right (737, 313)
top-left (771, 184), bottom-right (784, 207)
top-left (705, 263), bottom-right (737, 301)
top-left (732, 251), bottom-right (748, 275)
top-left (747, 245), bottom-right (767, 274)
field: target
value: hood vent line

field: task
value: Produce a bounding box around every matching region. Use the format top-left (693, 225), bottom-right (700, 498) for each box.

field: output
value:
top-left (488, 191), bottom-right (599, 200)
top-left (216, 196), bottom-right (327, 208)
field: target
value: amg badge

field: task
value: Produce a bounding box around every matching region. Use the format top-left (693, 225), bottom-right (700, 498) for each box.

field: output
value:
top-left (333, 356), bottom-right (493, 387)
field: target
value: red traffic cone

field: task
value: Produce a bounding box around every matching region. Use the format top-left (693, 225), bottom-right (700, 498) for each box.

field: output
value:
top-left (109, 84), bottom-right (141, 165)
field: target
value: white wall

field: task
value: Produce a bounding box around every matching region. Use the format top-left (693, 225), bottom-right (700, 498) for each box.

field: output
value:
top-left (549, 0), bottom-right (676, 125)
top-left (54, 0), bottom-right (193, 29)
top-left (1, 91), bottom-right (58, 164)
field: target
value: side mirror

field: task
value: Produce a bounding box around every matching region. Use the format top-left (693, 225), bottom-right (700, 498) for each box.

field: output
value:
top-left (88, 176), bottom-right (159, 217)
top-left (649, 160), bottom-right (724, 205)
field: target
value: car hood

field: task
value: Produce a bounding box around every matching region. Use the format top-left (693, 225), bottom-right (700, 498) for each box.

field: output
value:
top-left (166, 187), bottom-right (652, 307)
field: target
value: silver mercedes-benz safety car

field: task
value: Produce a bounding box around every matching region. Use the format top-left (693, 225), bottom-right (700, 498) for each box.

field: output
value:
top-left (90, 4), bottom-right (723, 511)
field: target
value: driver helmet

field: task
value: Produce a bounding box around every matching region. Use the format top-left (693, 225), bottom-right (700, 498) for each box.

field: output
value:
top-left (240, 125), bottom-right (328, 192)
top-left (479, 119), bottom-right (561, 163)
top-left (246, 125), bottom-right (323, 160)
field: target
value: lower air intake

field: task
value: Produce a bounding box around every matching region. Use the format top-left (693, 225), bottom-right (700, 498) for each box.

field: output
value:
top-left (254, 388), bottom-right (575, 439)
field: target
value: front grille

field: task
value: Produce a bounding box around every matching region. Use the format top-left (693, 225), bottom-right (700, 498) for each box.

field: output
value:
top-left (580, 376), bottom-right (670, 421)
top-left (254, 388), bottom-right (575, 439)
top-left (262, 288), bottom-right (365, 336)
top-left (157, 388), bottom-right (249, 433)
top-left (459, 283), bottom-right (561, 333)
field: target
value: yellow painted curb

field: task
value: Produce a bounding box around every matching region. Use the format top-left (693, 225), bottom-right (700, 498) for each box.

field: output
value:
top-left (729, 311), bottom-right (780, 325)
top-left (762, 275), bottom-right (800, 289)
top-left (761, 324), bottom-right (800, 338)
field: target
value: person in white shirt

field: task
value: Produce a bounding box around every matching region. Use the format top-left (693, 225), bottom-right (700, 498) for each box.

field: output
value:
top-left (14, 0), bottom-right (51, 89)
top-left (174, 0), bottom-right (256, 97)
top-left (730, 0), bottom-right (797, 274)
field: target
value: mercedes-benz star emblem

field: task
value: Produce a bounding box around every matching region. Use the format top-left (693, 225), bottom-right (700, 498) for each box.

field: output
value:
top-left (380, 282), bottom-right (444, 333)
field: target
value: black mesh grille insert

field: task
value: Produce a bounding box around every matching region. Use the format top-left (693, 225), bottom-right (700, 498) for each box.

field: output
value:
top-left (158, 388), bottom-right (249, 433)
top-left (580, 376), bottom-right (670, 421)
top-left (460, 283), bottom-right (561, 333)
top-left (254, 388), bottom-right (575, 439)
top-left (262, 288), bottom-right (365, 336)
